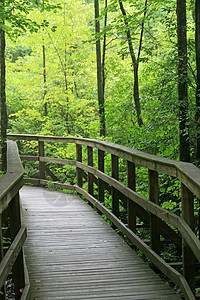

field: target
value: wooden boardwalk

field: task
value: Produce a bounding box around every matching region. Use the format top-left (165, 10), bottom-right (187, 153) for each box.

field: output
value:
top-left (20, 186), bottom-right (181, 300)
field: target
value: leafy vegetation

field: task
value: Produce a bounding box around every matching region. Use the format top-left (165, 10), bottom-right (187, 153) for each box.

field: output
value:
top-left (2, 0), bottom-right (198, 161)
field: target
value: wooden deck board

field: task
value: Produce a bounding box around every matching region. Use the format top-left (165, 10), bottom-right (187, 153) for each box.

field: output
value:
top-left (20, 186), bottom-right (181, 299)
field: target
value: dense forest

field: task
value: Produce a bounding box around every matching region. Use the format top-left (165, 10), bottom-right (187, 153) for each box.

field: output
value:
top-left (0, 0), bottom-right (200, 164)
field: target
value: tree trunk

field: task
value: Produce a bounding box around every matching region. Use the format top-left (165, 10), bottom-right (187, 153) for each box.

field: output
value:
top-left (195, 0), bottom-right (200, 163)
top-left (102, 0), bottom-right (107, 98)
top-left (43, 44), bottom-right (48, 116)
top-left (0, 26), bottom-right (7, 172)
top-left (119, 0), bottom-right (144, 127)
top-left (64, 2), bottom-right (70, 134)
top-left (176, 0), bottom-right (190, 162)
top-left (94, 0), bottom-right (106, 137)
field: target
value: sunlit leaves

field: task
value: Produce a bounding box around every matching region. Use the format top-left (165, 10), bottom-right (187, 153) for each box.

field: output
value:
top-left (0, 0), bottom-right (61, 37)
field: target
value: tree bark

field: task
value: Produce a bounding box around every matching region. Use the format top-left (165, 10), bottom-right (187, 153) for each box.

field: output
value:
top-left (102, 0), bottom-right (107, 98)
top-left (195, 0), bottom-right (200, 163)
top-left (94, 0), bottom-right (106, 137)
top-left (0, 25), bottom-right (7, 172)
top-left (63, 2), bottom-right (70, 134)
top-left (119, 0), bottom-right (144, 127)
top-left (43, 44), bottom-right (48, 116)
top-left (176, 0), bottom-right (190, 162)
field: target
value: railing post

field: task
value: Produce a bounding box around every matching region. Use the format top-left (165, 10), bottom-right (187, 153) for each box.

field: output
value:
top-left (111, 154), bottom-right (119, 217)
top-left (0, 215), bottom-right (6, 300)
top-left (98, 149), bottom-right (104, 203)
top-left (148, 169), bottom-right (160, 255)
top-left (87, 146), bottom-right (94, 196)
top-left (127, 161), bottom-right (136, 232)
top-left (38, 140), bottom-right (45, 180)
top-left (76, 144), bottom-right (83, 188)
top-left (9, 192), bottom-right (25, 300)
top-left (181, 183), bottom-right (195, 294)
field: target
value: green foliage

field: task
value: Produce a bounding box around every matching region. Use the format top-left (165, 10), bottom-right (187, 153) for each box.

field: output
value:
top-left (0, 0), bottom-right (61, 37)
top-left (3, 0), bottom-right (198, 162)
top-left (4, 0), bottom-right (199, 237)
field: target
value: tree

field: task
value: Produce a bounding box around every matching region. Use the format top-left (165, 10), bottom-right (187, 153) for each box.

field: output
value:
top-left (102, 0), bottom-right (108, 98)
top-left (195, 0), bottom-right (200, 163)
top-left (0, 8), bottom-right (7, 171)
top-left (43, 44), bottom-right (47, 116)
top-left (118, 0), bottom-right (147, 127)
top-left (94, 0), bottom-right (106, 136)
top-left (176, 0), bottom-right (190, 162)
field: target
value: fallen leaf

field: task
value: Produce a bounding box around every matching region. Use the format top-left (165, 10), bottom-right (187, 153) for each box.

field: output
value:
top-left (19, 288), bottom-right (24, 293)
top-left (48, 250), bottom-right (52, 252)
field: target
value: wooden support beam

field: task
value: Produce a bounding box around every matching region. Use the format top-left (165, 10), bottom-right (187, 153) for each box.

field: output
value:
top-left (38, 140), bottom-right (45, 180)
top-left (44, 165), bottom-right (58, 182)
top-left (127, 161), bottom-right (136, 232)
top-left (9, 192), bottom-right (25, 300)
top-left (76, 144), bottom-right (83, 188)
top-left (87, 146), bottom-right (94, 196)
top-left (111, 154), bottom-right (119, 217)
top-left (149, 169), bottom-right (160, 255)
top-left (0, 227), bottom-right (27, 292)
top-left (0, 214), bottom-right (6, 299)
top-left (181, 183), bottom-right (195, 294)
top-left (98, 149), bottom-right (104, 203)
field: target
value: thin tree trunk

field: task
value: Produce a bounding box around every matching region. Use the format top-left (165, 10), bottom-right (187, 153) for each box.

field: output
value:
top-left (176, 0), bottom-right (190, 162)
top-left (43, 44), bottom-right (47, 116)
top-left (102, 0), bottom-right (107, 98)
top-left (42, 0), bottom-right (47, 117)
top-left (64, 2), bottom-right (70, 133)
top-left (0, 25), bottom-right (7, 172)
top-left (195, 0), bottom-right (200, 163)
top-left (94, 0), bottom-right (106, 137)
top-left (119, 0), bottom-right (145, 127)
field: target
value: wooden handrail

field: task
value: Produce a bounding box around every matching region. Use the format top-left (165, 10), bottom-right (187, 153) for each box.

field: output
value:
top-left (7, 133), bottom-right (200, 300)
top-left (7, 133), bottom-right (200, 198)
top-left (0, 140), bottom-right (30, 300)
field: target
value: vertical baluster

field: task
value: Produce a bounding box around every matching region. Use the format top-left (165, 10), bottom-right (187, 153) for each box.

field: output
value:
top-left (98, 149), bottom-right (104, 203)
top-left (148, 169), bottom-right (160, 255)
top-left (87, 146), bottom-right (93, 196)
top-left (38, 140), bottom-right (45, 180)
top-left (127, 161), bottom-right (136, 232)
top-left (111, 154), bottom-right (119, 217)
top-left (9, 192), bottom-right (25, 300)
top-left (181, 183), bottom-right (195, 294)
top-left (76, 144), bottom-right (83, 188)
top-left (0, 214), bottom-right (6, 299)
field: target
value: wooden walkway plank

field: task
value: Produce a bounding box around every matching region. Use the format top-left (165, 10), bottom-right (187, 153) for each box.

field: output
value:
top-left (20, 186), bottom-right (181, 299)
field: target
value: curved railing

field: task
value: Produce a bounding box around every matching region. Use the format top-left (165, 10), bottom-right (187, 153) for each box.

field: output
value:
top-left (0, 140), bottom-right (30, 300)
top-left (7, 133), bottom-right (200, 300)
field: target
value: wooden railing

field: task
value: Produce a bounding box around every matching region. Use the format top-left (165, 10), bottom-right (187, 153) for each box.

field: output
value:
top-left (7, 133), bottom-right (200, 300)
top-left (0, 140), bottom-right (30, 300)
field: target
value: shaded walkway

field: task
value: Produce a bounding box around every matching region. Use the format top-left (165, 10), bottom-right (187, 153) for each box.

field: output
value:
top-left (20, 186), bottom-right (180, 299)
